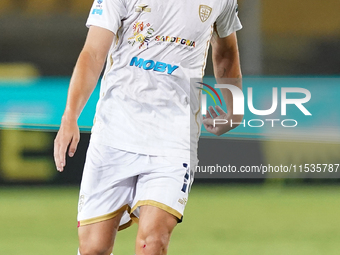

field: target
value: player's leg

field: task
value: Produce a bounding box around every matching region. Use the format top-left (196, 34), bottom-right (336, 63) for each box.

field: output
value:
top-left (135, 205), bottom-right (177, 255)
top-left (78, 212), bottom-right (123, 255)
top-left (77, 142), bottom-right (139, 255)
top-left (132, 155), bottom-right (194, 255)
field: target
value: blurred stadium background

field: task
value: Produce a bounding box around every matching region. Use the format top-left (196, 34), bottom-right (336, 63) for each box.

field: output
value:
top-left (0, 0), bottom-right (340, 254)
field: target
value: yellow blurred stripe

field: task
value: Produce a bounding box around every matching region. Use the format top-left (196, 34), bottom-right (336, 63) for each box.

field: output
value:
top-left (262, 0), bottom-right (340, 37)
top-left (70, 0), bottom-right (93, 14)
top-left (0, 0), bottom-right (13, 14)
top-left (0, 63), bottom-right (40, 79)
top-left (23, 0), bottom-right (60, 15)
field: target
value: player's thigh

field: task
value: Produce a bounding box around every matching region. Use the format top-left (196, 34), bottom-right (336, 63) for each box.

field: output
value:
top-left (78, 141), bottom-right (138, 230)
top-left (131, 158), bottom-right (192, 223)
top-left (138, 205), bottom-right (178, 233)
top-left (136, 205), bottom-right (177, 246)
top-left (78, 211), bottom-right (124, 255)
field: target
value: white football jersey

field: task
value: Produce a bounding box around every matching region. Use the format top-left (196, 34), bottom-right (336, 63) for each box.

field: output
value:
top-left (86, 0), bottom-right (242, 160)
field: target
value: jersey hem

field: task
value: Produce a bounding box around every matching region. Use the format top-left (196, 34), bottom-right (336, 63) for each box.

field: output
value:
top-left (78, 204), bottom-right (130, 227)
top-left (90, 135), bottom-right (191, 159)
top-left (86, 21), bottom-right (119, 35)
top-left (131, 200), bottom-right (183, 220)
top-left (218, 24), bottom-right (243, 38)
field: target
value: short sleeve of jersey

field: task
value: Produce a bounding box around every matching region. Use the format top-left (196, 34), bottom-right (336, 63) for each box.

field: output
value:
top-left (215, 0), bottom-right (242, 38)
top-left (86, 0), bottom-right (127, 34)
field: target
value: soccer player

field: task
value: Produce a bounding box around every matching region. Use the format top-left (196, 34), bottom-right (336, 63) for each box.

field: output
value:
top-left (53, 0), bottom-right (243, 254)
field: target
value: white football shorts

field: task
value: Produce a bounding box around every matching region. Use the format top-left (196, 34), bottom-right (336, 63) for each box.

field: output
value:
top-left (77, 141), bottom-right (194, 230)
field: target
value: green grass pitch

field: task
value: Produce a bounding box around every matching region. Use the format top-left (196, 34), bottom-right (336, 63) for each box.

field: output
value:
top-left (1, 185), bottom-right (340, 255)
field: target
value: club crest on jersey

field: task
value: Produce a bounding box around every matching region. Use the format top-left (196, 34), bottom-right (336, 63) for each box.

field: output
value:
top-left (199, 5), bottom-right (212, 23)
top-left (128, 21), bottom-right (155, 49)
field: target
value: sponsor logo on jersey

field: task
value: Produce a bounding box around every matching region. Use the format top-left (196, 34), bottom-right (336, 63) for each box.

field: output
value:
top-left (135, 4), bottom-right (151, 12)
top-left (130, 57), bottom-right (179, 75)
top-left (92, 8), bottom-right (103, 15)
top-left (92, 0), bottom-right (103, 15)
top-left (199, 5), bottom-right (212, 22)
top-left (155, 36), bottom-right (196, 48)
top-left (128, 21), bottom-right (155, 49)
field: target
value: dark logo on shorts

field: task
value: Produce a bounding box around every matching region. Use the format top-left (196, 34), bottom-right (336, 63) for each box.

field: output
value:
top-left (181, 163), bottom-right (190, 193)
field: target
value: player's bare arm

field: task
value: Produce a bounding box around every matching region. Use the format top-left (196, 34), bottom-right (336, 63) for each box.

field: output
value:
top-left (54, 26), bottom-right (114, 172)
top-left (203, 31), bottom-right (243, 136)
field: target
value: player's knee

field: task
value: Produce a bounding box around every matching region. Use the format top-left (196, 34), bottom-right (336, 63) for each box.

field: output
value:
top-left (137, 232), bottom-right (170, 253)
top-left (79, 243), bottom-right (111, 255)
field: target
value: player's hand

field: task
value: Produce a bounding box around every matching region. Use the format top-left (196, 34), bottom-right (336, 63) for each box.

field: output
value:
top-left (54, 116), bottom-right (80, 172)
top-left (203, 106), bottom-right (243, 136)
